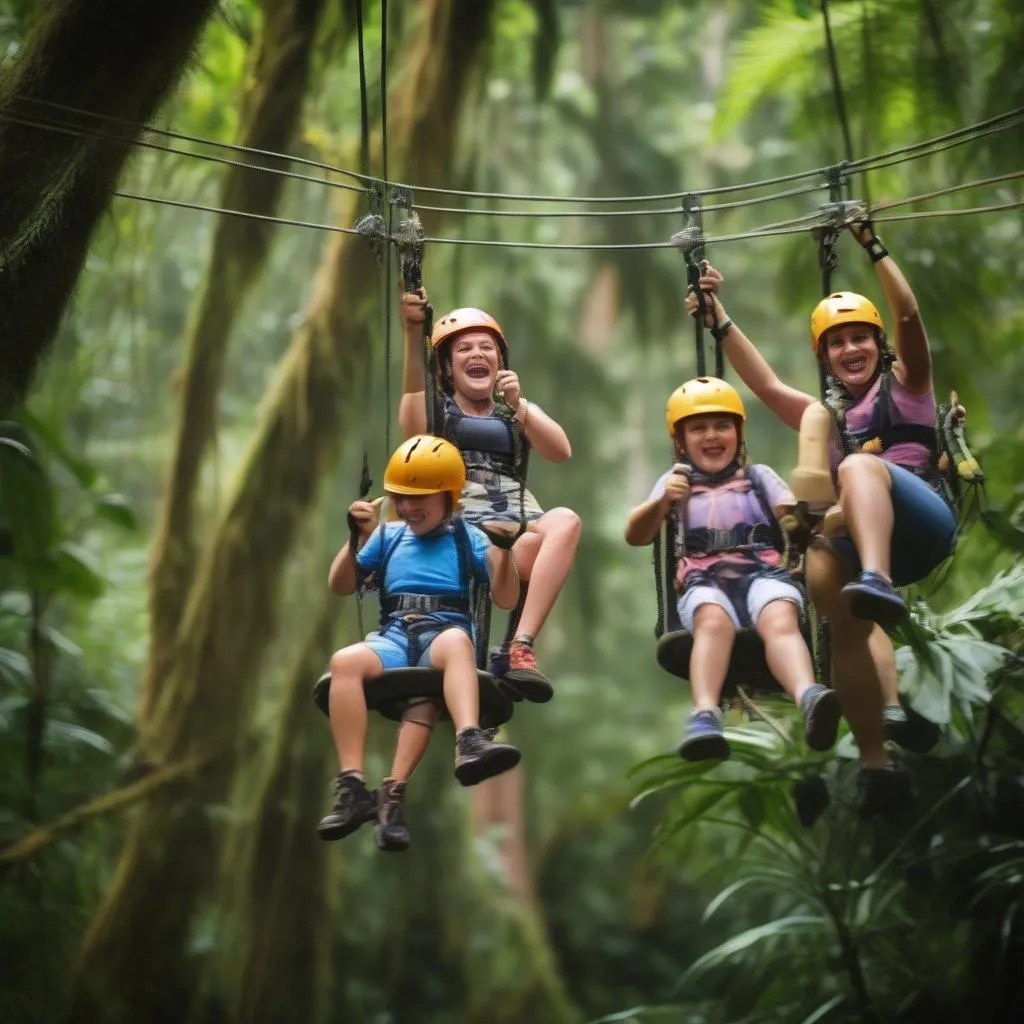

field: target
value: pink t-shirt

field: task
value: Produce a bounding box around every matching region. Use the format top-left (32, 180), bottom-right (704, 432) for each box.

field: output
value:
top-left (647, 466), bottom-right (792, 587)
top-left (829, 372), bottom-right (936, 476)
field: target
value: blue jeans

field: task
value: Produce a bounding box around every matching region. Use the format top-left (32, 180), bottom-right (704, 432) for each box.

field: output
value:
top-left (834, 463), bottom-right (957, 586)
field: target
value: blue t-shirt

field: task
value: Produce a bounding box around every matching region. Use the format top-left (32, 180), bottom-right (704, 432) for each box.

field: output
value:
top-left (355, 521), bottom-right (490, 595)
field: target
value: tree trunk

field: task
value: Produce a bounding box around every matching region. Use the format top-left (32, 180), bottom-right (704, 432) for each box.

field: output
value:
top-left (69, 3), bottom-right (497, 1021)
top-left (0, 0), bottom-right (218, 413)
top-left (231, 598), bottom-right (339, 1024)
top-left (142, 0), bottom-right (328, 724)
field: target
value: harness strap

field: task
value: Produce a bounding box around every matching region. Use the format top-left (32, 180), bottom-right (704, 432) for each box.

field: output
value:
top-left (381, 593), bottom-right (471, 615)
top-left (683, 523), bottom-right (778, 554)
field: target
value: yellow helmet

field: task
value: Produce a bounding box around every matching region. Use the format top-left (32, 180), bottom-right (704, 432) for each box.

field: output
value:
top-left (383, 435), bottom-right (466, 506)
top-left (665, 377), bottom-right (746, 437)
top-left (810, 291), bottom-right (884, 356)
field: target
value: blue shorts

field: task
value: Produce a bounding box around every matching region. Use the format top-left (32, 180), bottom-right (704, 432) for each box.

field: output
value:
top-left (834, 463), bottom-right (957, 587)
top-left (365, 613), bottom-right (473, 672)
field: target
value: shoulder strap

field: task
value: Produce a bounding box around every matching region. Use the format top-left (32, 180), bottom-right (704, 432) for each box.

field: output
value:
top-left (744, 465), bottom-right (786, 554)
top-left (376, 524), bottom-right (406, 599)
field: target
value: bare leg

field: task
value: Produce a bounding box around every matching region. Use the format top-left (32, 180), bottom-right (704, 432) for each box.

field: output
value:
top-left (389, 700), bottom-right (440, 782)
top-left (327, 643), bottom-right (384, 773)
top-left (807, 545), bottom-right (888, 768)
top-left (689, 604), bottom-right (736, 709)
top-left (871, 625), bottom-right (900, 706)
top-left (756, 600), bottom-right (815, 704)
top-left (429, 628), bottom-right (480, 731)
top-left (509, 507), bottom-right (581, 637)
top-left (837, 454), bottom-right (894, 579)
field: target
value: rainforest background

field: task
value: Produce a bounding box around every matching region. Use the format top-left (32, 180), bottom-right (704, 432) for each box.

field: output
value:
top-left (1, 1), bottom-right (1023, 1022)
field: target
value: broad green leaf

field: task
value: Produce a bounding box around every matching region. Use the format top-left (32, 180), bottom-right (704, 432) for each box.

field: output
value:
top-left (16, 408), bottom-right (98, 488)
top-left (738, 786), bottom-right (766, 830)
top-left (41, 623), bottom-right (83, 659)
top-left (45, 719), bottom-right (115, 756)
top-left (51, 542), bottom-right (106, 599)
top-left (0, 436), bottom-right (33, 460)
top-left (94, 493), bottom-right (140, 532)
top-left (0, 646), bottom-right (31, 684)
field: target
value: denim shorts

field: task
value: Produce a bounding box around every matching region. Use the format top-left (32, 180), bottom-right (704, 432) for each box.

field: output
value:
top-left (677, 575), bottom-right (804, 632)
top-left (365, 613), bottom-right (472, 672)
top-left (833, 462), bottom-right (957, 587)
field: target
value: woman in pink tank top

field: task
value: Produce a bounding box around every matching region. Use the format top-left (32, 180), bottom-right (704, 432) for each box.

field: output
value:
top-left (685, 220), bottom-right (956, 820)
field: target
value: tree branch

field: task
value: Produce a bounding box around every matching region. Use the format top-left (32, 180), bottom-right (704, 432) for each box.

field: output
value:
top-left (0, 754), bottom-right (213, 866)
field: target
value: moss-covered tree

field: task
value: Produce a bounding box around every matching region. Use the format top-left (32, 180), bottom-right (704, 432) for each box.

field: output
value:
top-left (69, 3), bottom-right (499, 1021)
top-left (0, 0), bottom-right (219, 413)
top-left (142, 0), bottom-right (328, 724)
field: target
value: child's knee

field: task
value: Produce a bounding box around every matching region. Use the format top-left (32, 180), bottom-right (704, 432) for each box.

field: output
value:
top-left (330, 643), bottom-right (376, 681)
top-left (692, 602), bottom-right (736, 636)
top-left (755, 598), bottom-right (800, 636)
top-left (429, 627), bottom-right (474, 665)
top-left (330, 646), bottom-right (359, 677)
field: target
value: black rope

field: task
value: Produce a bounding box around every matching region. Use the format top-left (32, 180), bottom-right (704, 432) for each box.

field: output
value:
top-left (380, 0), bottom-right (392, 456)
top-left (353, 0), bottom-right (370, 181)
top-left (354, 0), bottom-right (377, 501)
top-left (379, 0), bottom-right (390, 204)
top-left (821, 0), bottom-right (856, 167)
top-left (859, 0), bottom-right (873, 209)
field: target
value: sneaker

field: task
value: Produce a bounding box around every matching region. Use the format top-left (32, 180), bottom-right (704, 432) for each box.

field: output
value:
top-left (375, 778), bottom-right (410, 853)
top-left (792, 773), bottom-right (831, 828)
top-left (454, 727), bottom-right (521, 786)
top-left (502, 642), bottom-right (554, 703)
top-left (317, 773), bottom-right (378, 841)
top-left (800, 684), bottom-right (842, 752)
top-left (884, 703), bottom-right (941, 754)
top-left (857, 762), bottom-right (915, 821)
top-left (842, 571), bottom-right (906, 629)
top-left (676, 708), bottom-right (730, 761)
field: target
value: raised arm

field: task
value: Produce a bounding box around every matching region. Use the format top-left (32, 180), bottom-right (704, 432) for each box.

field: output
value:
top-left (398, 288), bottom-right (428, 438)
top-left (687, 266), bottom-right (815, 433)
top-left (849, 222), bottom-right (931, 394)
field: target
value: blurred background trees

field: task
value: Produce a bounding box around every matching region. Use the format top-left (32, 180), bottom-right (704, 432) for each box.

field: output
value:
top-left (1, 1), bottom-right (1022, 1022)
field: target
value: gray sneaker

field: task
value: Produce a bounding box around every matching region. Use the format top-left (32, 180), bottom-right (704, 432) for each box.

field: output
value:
top-left (800, 684), bottom-right (842, 751)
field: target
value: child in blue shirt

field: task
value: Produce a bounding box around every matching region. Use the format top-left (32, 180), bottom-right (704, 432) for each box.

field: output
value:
top-left (318, 435), bottom-right (521, 848)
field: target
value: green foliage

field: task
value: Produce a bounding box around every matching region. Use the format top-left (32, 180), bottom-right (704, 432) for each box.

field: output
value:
top-left (2, 0), bottom-right (1023, 1021)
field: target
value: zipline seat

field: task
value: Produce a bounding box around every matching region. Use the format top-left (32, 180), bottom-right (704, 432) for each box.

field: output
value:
top-left (313, 666), bottom-right (514, 730)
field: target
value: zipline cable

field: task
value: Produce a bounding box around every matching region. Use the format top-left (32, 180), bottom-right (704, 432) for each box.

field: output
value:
top-left (0, 109), bottom-right (369, 195)
top-left (11, 103), bottom-right (1019, 230)
top-left (11, 93), bottom-right (1023, 208)
top-left (409, 181), bottom-right (828, 219)
top-left (110, 189), bottom-right (1024, 249)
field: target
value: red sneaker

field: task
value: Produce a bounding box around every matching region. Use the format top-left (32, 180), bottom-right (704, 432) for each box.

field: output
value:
top-left (502, 642), bottom-right (554, 704)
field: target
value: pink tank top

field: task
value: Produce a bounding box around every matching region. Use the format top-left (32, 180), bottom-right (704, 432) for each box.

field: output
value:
top-left (829, 371), bottom-right (936, 477)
